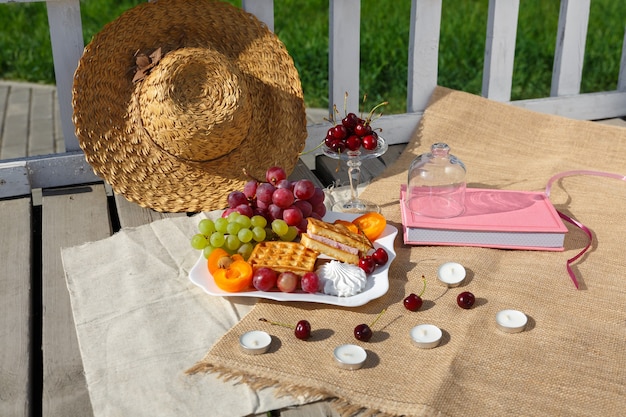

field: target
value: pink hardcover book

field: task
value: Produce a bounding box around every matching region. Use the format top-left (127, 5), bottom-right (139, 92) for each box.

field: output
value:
top-left (399, 185), bottom-right (568, 251)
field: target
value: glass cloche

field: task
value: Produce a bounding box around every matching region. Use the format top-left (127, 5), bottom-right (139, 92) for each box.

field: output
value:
top-left (405, 143), bottom-right (466, 218)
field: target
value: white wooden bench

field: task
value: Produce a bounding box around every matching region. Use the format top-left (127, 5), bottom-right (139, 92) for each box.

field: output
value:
top-left (1, 1), bottom-right (625, 416)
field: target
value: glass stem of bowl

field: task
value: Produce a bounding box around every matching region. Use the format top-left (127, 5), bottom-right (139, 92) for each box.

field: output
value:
top-left (347, 151), bottom-right (362, 202)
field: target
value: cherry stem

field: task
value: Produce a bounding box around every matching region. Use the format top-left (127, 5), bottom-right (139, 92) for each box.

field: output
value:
top-left (369, 308), bottom-right (387, 328)
top-left (259, 318), bottom-right (294, 329)
top-left (366, 101), bottom-right (389, 122)
top-left (418, 275), bottom-right (427, 297)
top-left (299, 140), bottom-right (325, 156)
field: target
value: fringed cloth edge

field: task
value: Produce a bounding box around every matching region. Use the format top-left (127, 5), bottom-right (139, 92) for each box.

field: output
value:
top-left (185, 362), bottom-right (405, 417)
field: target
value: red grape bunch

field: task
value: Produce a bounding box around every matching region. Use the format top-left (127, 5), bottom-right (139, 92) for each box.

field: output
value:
top-left (224, 166), bottom-right (327, 235)
top-left (324, 98), bottom-right (388, 153)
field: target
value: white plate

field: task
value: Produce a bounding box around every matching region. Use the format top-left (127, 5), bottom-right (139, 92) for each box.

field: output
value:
top-left (188, 212), bottom-right (397, 307)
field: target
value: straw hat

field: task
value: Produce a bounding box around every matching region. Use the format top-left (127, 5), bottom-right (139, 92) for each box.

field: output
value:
top-left (72, 0), bottom-right (307, 212)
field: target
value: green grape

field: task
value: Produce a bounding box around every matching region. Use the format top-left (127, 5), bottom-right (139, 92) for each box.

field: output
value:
top-left (252, 226), bottom-right (267, 242)
top-left (214, 217), bottom-right (229, 233)
top-left (272, 219), bottom-right (289, 236)
top-left (238, 242), bottom-right (254, 260)
top-left (198, 218), bottom-right (215, 236)
top-left (280, 226), bottom-right (299, 242)
top-left (225, 234), bottom-right (241, 251)
top-left (227, 211), bottom-right (240, 222)
top-left (238, 228), bottom-right (253, 243)
top-left (190, 234), bottom-right (208, 250)
top-left (250, 215), bottom-right (267, 228)
top-left (203, 245), bottom-right (217, 259)
top-left (226, 221), bottom-right (242, 235)
top-left (235, 215), bottom-right (252, 229)
top-left (209, 232), bottom-right (225, 248)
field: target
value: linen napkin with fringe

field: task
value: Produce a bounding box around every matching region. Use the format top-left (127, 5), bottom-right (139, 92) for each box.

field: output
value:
top-left (189, 87), bottom-right (626, 417)
top-left (61, 212), bottom-right (307, 417)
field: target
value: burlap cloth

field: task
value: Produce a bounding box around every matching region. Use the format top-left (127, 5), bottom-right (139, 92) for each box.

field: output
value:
top-left (189, 87), bottom-right (626, 417)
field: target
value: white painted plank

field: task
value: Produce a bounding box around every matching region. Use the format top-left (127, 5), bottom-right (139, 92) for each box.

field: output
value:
top-left (46, 0), bottom-right (83, 152)
top-left (329, 0), bottom-right (361, 114)
top-left (513, 90), bottom-right (626, 120)
top-left (618, 29), bottom-right (626, 91)
top-left (407, 0), bottom-right (442, 113)
top-left (41, 184), bottom-right (111, 417)
top-left (551, 0), bottom-right (590, 96)
top-left (0, 84), bottom-right (8, 142)
top-left (0, 161), bottom-right (30, 198)
top-left (0, 197), bottom-right (32, 417)
top-left (242, 0), bottom-right (274, 31)
top-left (481, 0), bottom-right (520, 102)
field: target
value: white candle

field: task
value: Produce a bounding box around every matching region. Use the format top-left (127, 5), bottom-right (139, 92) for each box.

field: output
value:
top-left (410, 324), bottom-right (442, 349)
top-left (437, 262), bottom-right (466, 287)
top-left (333, 344), bottom-right (367, 370)
top-left (495, 309), bottom-right (528, 333)
top-left (239, 330), bottom-right (271, 355)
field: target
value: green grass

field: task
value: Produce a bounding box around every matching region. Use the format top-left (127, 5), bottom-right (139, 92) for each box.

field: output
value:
top-left (1, 0), bottom-right (623, 113)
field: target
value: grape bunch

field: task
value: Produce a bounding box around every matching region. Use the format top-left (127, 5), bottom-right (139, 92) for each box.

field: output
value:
top-left (324, 99), bottom-right (388, 153)
top-left (190, 212), bottom-right (299, 260)
top-left (191, 166), bottom-right (327, 259)
top-left (224, 166), bottom-right (326, 234)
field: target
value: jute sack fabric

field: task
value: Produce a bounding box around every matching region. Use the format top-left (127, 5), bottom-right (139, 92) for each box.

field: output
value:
top-left (191, 87), bottom-right (626, 417)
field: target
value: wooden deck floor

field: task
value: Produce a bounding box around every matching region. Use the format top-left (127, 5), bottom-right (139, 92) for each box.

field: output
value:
top-left (0, 81), bottom-right (400, 417)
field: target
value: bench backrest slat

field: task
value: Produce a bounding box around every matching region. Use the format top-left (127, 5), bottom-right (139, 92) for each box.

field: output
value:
top-left (552, 0), bottom-right (590, 96)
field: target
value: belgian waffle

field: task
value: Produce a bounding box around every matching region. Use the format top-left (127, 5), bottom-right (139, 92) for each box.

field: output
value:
top-left (248, 241), bottom-right (318, 274)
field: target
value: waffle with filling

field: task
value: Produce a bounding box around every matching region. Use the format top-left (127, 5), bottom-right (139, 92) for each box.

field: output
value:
top-left (247, 241), bottom-right (318, 274)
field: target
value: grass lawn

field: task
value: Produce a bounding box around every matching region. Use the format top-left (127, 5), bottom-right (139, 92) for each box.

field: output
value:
top-left (0, 0), bottom-right (623, 113)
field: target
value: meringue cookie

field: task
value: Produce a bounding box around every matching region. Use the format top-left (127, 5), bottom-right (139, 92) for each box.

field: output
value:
top-left (318, 260), bottom-right (367, 297)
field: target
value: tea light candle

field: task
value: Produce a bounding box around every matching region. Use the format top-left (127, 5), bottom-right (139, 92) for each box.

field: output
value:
top-left (496, 309), bottom-right (528, 333)
top-left (437, 262), bottom-right (466, 287)
top-left (239, 330), bottom-right (271, 355)
top-left (333, 344), bottom-right (367, 370)
top-left (410, 324), bottom-right (442, 349)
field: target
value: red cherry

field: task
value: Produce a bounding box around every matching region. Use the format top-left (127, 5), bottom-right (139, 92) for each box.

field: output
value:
top-left (354, 123), bottom-right (371, 137)
top-left (331, 124), bottom-right (348, 140)
top-left (358, 256), bottom-right (376, 274)
top-left (354, 323), bottom-right (372, 341)
top-left (403, 275), bottom-right (426, 312)
top-left (457, 291), bottom-right (475, 309)
top-left (345, 135), bottom-right (362, 151)
top-left (353, 308), bottom-right (386, 342)
top-left (342, 113), bottom-right (359, 129)
top-left (260, 318), bottom-right (311, 340)
top-left (330, 139), bottom-right (346, 153)
top-left (371, 247), bottom-right (388, 265)
top-left (362, 134), bottom-right (378, 150)
top-left (403, 293), bottom-right (422, 311)
top-left (295, 320), bottom-right (311, 340)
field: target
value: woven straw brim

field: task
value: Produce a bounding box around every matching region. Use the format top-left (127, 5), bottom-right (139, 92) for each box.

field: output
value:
top-left (72, 0), bottom-right (307, 212)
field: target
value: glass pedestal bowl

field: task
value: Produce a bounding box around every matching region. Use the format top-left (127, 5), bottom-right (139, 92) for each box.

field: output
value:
top-left (322, 135), bottom-right (388, 213)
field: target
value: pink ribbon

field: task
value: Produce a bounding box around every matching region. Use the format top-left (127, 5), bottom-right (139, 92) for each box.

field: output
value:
top-left (544, 170), bottom-right (626, 289)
